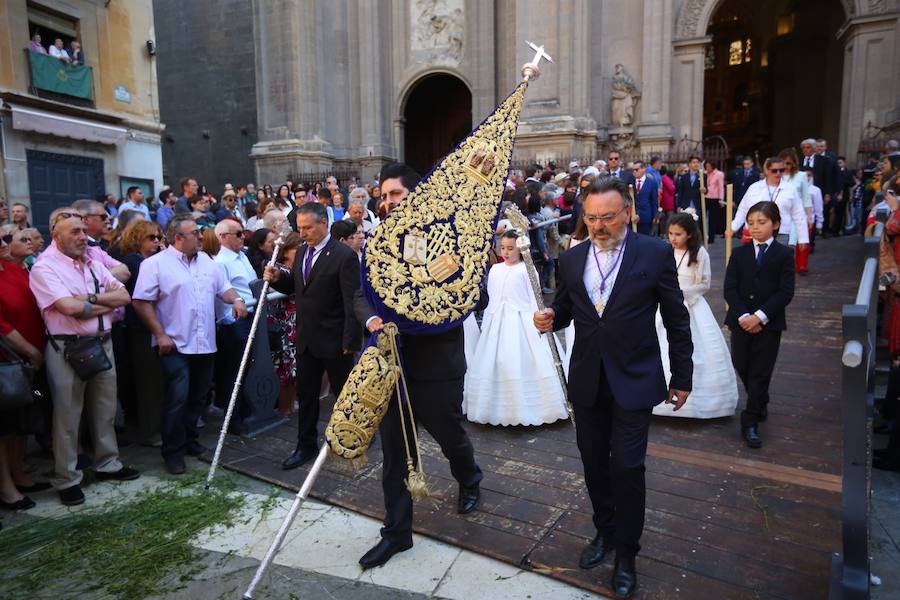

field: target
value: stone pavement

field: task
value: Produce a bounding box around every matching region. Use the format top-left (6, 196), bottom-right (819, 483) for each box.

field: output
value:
top-left (2, 442), bottom-right (604, 600)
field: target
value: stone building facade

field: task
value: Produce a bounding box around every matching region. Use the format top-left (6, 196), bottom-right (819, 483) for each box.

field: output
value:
top-left (157, 0), bottom-right (900, 188)
top-left (0, 0), bottom-right (163, 233)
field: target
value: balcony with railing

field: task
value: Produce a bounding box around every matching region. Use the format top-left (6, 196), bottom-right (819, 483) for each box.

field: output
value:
top-left (25, 49), bottom-right (95, 109)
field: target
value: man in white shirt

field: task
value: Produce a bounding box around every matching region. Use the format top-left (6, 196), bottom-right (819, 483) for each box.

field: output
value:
top-left (345, 189), bottom-right (380, 233)
top-left (213, 219), bottom-right (256, 431)
top-left (727, 157), bottom-right (809, 247)
top-left (49, 38), bottom-right (70, 62)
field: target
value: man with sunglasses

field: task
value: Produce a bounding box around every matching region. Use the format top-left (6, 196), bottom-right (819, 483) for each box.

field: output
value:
top-left (30, 208), bottom-right (138, 506)
top-left (119, 187), bottom-right (151, 221)
top-left (212, 219), bottom-right (255, 431)
top-left (727, 157), bottom-right (809, 248)
top-left (72, 200), bottom-right (130, 283)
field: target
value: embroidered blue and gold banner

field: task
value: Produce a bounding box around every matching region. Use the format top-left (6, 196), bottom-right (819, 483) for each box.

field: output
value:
top-left (362, 81), bottom-right (528, 334)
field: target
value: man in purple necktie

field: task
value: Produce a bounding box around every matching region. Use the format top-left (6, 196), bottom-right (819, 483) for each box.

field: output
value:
top-left (263, 202), bottom-right (362, 470)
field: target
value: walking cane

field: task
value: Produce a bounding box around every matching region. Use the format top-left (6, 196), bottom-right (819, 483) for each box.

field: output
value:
top-left (205, 232), bottom-right (287, 490)
top-left (243, 444), bottom-right (330, 599)
top-left (725, 183), bottom-right (734, 266)
top-left (700, 169), bottom-right (708, 249)
top-left (505, 206), bottom-right (574, 428)
top-left (629, 184), bottom-right (638, 233)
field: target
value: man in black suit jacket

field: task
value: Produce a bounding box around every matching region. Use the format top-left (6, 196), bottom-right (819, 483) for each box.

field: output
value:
top-left (264, 202), bottom-right (362, 470)
top-left (606, 150), bottom-right (636, 187)
top-left (801, 139), bottom-right (836, 208)
top-left (728, 156), bottom-right (760, 204)
top-left (352, 163), bottom-right (483, 570)
top-left (535, 177), bottom-right (692, 598)
top-left (724, 223), bottom-right (795, 448)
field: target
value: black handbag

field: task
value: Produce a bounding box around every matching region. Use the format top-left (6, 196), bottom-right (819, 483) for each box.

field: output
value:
top-left (0, 337), bottom-right (35, 410)
top-left (49, 268), bottom-right (113, 382)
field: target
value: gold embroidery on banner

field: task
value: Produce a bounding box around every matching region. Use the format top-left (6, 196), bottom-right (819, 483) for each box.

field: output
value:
top-left (325, 328), bottom-right (401, 459)
top-left (364, 82), bottom-right (528, 325)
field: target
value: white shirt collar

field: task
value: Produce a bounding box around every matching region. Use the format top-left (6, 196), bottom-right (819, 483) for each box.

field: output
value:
top-left (753, 237), bottom-right (774, 250)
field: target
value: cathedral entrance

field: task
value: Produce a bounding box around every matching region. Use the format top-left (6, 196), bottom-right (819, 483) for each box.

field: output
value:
top-left (702, 0), bottom-right (846, 161)
top-left (402, 73), bottom-right (472, 177)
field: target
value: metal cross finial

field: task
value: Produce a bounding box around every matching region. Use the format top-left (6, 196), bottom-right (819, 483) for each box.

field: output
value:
top-left (527, 41), bottom-right (553, 66)
top-left (522, 41), bottom-right (553, 82)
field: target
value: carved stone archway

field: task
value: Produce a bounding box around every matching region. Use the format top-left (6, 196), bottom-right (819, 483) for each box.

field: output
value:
top-left (675, 0), bottom-right (859, 40)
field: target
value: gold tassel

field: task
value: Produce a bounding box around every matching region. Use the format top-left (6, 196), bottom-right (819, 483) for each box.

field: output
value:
top-left (405, 469), bottom-right (437, 501)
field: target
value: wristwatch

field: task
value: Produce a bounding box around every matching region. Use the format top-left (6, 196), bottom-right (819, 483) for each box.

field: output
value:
top-left (88, 293), bottom-right (98, 304)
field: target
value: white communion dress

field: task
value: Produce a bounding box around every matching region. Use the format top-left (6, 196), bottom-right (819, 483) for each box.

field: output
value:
top-left (654, 245), bottom-right (738, 418)
top-left (463, 260), bottom-right (569, 426)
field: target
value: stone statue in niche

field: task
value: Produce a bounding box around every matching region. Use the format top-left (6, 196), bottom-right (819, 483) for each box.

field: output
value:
top-left (610, 64), bottom-right (641, 128)
top-left (412, 0), bottom-right (463, 62)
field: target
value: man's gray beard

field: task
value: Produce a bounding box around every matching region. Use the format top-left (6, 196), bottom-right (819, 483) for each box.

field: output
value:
top-left (591, 229), bottom-right (627, 251)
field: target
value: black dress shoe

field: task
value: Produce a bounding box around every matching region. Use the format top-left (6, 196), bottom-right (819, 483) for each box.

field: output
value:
top-left (743, 425), bottom-right (762, 448)
top-left (96, 467), bottom-right (141, 482)
top-left (579, 534), bottom-right (612, 569)
top-left (0, 496), bottom-right (36, 510)
top-left (612, 553), bottom-right (637, 598)
top-left (59, 485), bottom-right (85, 506)
top-left (457, 484), bottom-right (480, 514)
top-left (358, 538), bottom-right (413, 570)
top-left (186, 442), bottom-right (209, 457)
top-left (282, 447), bottom-right (317, 471)
top-left (16, 482), bottom-right (52, 493)
top-left (165, 457), bottom-right (186, 475)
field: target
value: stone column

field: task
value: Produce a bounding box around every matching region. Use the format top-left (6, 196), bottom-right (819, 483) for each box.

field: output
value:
top-left (356, 0), bottom-right (395, 179)
top-left (669, 37), bottom-right (709, 144)
top-left (512, 0), bottom-right (597, 162)
top-left (636, 0), bottom-right (674, 153)
top-left (838, 13), bottom-right (900, 161)
top-left (250, 0), bottom-right (332, 182)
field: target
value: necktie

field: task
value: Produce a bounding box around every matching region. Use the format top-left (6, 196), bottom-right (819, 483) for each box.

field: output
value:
top-left (636, 179), bottom-right (642, 194)
top-left (756, 243), bottom-right (767, 267)
top-left (744, 169), bottom-right (750, 179)
top-left (303, 245), bottom-right (315, 283)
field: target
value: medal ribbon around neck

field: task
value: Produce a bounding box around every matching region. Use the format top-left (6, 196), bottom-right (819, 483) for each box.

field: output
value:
top-left (592, 236), bottom-right (627, 297)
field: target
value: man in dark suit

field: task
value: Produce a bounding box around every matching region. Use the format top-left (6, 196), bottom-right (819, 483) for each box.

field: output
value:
top-left (631, 160), bottom-right (659, 235)
top-left (534, 177), bottom-right (692, 599)
top-left (606, 150), bottom-right (635, 187)
top-left (264, 202), bottom-right (362, 470)
top-left (729, 156), bottom-right (760, 205)
top-left (801, 139), bottom-right (836, 228)
top-left (353, 162), bottom-right (483, 570)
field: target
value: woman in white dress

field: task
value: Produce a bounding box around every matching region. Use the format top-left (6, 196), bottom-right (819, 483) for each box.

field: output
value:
top-left (654, 213), bottom-right (739, 419)
top-left (464, 231), bottom-right (569, 426)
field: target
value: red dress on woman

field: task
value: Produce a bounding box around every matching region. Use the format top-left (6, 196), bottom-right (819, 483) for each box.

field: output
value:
top-left (0, 262), bottom-right (46, 435)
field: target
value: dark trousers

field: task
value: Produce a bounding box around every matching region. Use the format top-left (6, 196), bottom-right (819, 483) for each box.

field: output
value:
top-left (829, 197), bottom-right (847, 235)
top-left (126, 327), bottom-right (163, 445)
top-left (159, 351), bottom-right (215, 461)
top-left (574, 370), bottom-right (652, 557)
top-left (730, 328), bottom-right (782, 428)
top-left (215, 319), bottom-right (252, 428)
top-left (379, 376), bottom-right (482, 544)
top-left (295, 349), bottom-right (354, 451)
top-left (708, 198), bottom-right (724, 242)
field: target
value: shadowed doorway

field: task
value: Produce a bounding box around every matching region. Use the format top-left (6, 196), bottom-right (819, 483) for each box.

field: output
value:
top-left (403, 74), bottom-right (472, 177)
top-left (703, 0), bottom-right (846, 160)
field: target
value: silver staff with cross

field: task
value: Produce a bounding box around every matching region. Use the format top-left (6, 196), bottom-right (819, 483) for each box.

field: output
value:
top-left (522, 41), bottom-right (553, 82)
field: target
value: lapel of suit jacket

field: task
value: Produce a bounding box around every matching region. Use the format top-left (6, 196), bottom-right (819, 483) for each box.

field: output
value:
top-left (569, 240), bottom-right (598, 321)
top-left (601, 230), bottom-right (637, 318)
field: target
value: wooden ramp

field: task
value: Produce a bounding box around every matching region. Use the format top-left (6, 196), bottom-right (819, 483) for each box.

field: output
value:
top-left (207, 236), bottom-right (859, 599)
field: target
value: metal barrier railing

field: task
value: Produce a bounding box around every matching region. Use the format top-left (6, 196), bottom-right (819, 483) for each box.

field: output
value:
top-left (831, 218), bottom-right (885, 600)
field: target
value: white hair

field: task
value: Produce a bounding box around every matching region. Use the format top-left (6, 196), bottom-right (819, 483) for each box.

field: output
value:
top-left (214, 220), bottom-right (240, 236)
top-left (800, 138), bottom-right (816, 147)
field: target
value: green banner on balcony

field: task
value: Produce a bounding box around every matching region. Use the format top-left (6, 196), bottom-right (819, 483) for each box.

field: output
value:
top-left (28, 51), bottom-right (92, 100)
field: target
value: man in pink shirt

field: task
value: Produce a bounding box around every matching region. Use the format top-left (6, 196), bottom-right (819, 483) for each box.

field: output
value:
top-left (133, 214), bottom-right (247, 475)
top-left (702, 160), bottom-right (725, 244)
top-left (29, 208), bottom-right (139, 506)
